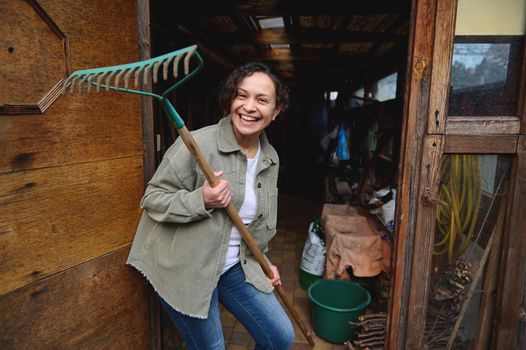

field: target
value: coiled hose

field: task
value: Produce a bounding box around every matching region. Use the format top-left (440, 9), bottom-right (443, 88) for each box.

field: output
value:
top-left (434, 155), bottom-right (482, 263)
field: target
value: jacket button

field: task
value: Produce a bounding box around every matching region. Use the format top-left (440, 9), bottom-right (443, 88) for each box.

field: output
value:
top-left (257, 183), bottom-right (262, 188)
top-left (243, 259), bottom-right (247, 265)
top-left (258, 214), bottom-right (263, 219)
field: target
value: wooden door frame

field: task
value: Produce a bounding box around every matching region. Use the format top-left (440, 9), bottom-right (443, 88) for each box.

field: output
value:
top-left (386, 0), bottom-right (440, 346)
top-left (388, 0), bottom-right (526, 348)
top-left (137, 1), bottom-right (161, 350)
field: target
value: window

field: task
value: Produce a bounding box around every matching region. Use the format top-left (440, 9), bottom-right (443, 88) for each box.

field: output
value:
top-left (371, 73), bottom-right (397, 102)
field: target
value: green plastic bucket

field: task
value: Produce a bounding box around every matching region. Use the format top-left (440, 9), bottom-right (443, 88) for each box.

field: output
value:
top-left (308, 279), bottom-right (371, 343)
top-left (299, 269), bottom-right (321, 290)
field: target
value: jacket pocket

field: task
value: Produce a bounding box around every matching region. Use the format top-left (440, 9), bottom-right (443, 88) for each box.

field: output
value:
top-left (266, 188), bottom-right (278, 229)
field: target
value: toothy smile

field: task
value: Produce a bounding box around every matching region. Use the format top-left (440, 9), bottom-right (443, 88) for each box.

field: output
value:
top-left (240, 114), bottom-right (260, 122)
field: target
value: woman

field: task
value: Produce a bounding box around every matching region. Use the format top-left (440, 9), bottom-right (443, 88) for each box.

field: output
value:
top-left (127, 62), bottom-right (294, 349)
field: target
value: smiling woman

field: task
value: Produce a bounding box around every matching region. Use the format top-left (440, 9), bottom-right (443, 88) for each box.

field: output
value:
top-left (127, 62), bottom-right (294, 350)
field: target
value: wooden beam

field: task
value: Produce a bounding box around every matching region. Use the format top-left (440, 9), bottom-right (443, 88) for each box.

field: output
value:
top-left (242, 47), bottom-right (377, 62)
top-left (427, 0), bottom-right (457, 134)
top-left (519, 36), bottom-right (526, 133)
top-left (169, 0), bottom-right (410, 15)
top-left (209, 27), bottom-right (405, 46)
top-left (405, 135), bottom-right (445, 349)
top-left (137, 0), bottom-right (156, 184)
top-left (495, 135), bottom-right (526, 349)
top-left (366, 13), bottom-right (409, 55)
top-left (444, 135), bottom-right (518, 154)
top-left (136, 3), bottom-right (161, 350)
top-left (445, 116), bottom-right (521, 135)
top-left (386, 0), bottom-right (438, 348)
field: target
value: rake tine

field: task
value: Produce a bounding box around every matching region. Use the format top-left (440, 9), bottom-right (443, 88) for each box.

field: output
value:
top-left (96, 72), bottom-right (107, 93)
top-left (143, 64), bottom-right (152, 85)
top-left (78, 75), bottom-right (85, 95)
top-left (162, 56), bottom-right (175, 81)
top-left (115, 69), bottom-right (126, 88)
top-left (86, 74), bottom-right (95, 94)
top-left (124, 67), bottom-right (137, 90)
top-left (152, 60), bottom-right (163, 84)
top-left (134, 66), bottom-right (145, 87)
top-left (172, 54), bottom-right (182, 79)
top-left (68, 76), bottom-right (78, 95)
top-left (106, 70), bottom-right (118, 91)
top-left (184, 47), bottom-right (197, 76)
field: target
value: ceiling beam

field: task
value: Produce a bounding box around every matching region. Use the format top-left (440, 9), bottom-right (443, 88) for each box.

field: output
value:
top-left (209, 27), bottom-right (405, 45)
top-left (171, 0), bottom-right (410, 15)
top-left (243, 47), bottom-right (380, 63)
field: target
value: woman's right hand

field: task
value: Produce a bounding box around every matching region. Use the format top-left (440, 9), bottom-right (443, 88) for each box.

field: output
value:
top-left (203, 171), bottom-right (231, 208)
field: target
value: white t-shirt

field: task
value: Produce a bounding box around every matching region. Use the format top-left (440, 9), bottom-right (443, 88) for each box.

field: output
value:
top-left (222, 145), bottom-right (261, 273)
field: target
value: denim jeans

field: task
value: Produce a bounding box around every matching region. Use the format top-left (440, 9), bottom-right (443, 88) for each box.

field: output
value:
top-left (160, 262), bottom-right (295, 350)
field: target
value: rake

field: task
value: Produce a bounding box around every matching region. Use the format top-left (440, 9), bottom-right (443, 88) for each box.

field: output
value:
top-left (63, 44), bottom-right (315, 347)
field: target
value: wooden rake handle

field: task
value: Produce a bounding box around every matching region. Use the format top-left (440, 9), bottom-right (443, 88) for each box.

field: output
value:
top-left (176, 125), bottom-right (315, 347)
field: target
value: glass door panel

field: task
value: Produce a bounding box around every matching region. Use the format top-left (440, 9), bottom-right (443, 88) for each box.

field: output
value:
top-left (424, 154), bottom-right (512, 349)
top-left (448, 0), bottom-right (525, 117)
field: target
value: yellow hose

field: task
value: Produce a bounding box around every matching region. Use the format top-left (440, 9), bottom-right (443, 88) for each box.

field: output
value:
top-left (433, 154), bottom-right (482, 263)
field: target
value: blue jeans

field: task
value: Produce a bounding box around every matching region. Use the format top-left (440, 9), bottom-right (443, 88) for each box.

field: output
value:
top-left (159, 263), bottom-right (295, 350)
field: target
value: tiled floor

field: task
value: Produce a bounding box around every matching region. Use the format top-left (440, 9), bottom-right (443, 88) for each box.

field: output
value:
top-left (222, 193), bottom-right (348, 350)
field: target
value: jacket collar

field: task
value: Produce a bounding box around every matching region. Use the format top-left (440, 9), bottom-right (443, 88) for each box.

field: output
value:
top-left (217, 115), bottom-right (277, 164)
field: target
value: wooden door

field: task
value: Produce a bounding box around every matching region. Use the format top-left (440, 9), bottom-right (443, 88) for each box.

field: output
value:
top-left (387, 0), bottom-right (526, 348)
top-left (0, 0), bottom-right (153, 348)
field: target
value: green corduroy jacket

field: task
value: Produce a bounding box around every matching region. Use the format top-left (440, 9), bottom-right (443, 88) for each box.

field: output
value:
top-left (127, 115), bottom-right (279, 318)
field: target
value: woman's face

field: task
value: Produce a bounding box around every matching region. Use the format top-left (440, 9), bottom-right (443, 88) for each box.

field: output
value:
top-left (230, 72), bottom-right (280, 142)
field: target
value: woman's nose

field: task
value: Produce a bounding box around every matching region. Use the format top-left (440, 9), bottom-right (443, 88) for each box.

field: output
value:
top-left (243, 98), bottom-right (256, 111)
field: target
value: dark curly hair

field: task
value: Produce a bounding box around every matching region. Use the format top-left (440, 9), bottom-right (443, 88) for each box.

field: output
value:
top-left (218, 62), bottom-right (289, 117)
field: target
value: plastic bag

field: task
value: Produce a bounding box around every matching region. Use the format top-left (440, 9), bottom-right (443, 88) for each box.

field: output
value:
top-left (300, 220), bottom-right (326, 276)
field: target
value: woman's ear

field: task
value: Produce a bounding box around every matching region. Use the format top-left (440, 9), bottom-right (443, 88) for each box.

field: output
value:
top-left (272, 107), bottom-right (281, 121)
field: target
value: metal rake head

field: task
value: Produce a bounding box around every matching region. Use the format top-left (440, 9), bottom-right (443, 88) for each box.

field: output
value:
top-left (63, 45), bottom-right (202, 99)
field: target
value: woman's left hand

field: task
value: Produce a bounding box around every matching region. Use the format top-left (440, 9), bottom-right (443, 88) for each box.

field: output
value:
top-left (268, 265), bottom-right (282, 286)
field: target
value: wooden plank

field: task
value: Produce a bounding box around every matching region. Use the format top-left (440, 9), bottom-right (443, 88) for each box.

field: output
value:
top-left (0, 247), bottom-right (151, 349)
top-left (520, 36), bottom-right (526, 133)
top-left (446, 116), bottom-right (521, 135)
top-left (404, 135), bottom-right (444, 349)
top-left (444, 135), bottom-right (518, 154)
top-left (0, 92), bottom-right (142, 173)
top-left (0, 0), bottom-right (142, 173)
top-left (0, 156), bottom-right (143, 295)
top-left (495, 135), bottom-right (526, 349)
top-left (136, 2), bottom-right (160, 349)
top-left (427, 0), bottom-right (457, 134)
top-left (386, 0), bottom-right (438, 348)
top-left (0, 0), bottom-right (65, 108)
top-left (137, 0), bottom-right (155, 184)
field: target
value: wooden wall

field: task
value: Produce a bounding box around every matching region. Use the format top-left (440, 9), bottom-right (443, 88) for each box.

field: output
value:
top-left (0, 0), bottom-right (151, 348)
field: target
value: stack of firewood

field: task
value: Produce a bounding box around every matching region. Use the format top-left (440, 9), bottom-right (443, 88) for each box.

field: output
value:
top-left (425, 259), bottom-right (473, 348)
top-left (346, 313), bottom-right (387, 350)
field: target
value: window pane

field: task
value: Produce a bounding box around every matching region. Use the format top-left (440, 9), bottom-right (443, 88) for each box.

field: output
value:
top-left (371, 73), bottom-right (397, 102)
top-left (447, 37), bottom-right (523, 116)
top-left (350, 87), bottom-right (365, 107)
top-left (424, 154), bottom-right (512, 348)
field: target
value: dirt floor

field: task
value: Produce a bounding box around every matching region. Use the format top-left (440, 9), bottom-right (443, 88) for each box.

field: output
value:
top-left (222, 193), bottom-right (349, 350)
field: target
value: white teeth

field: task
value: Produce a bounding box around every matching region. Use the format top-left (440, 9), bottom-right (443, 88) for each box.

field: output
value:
top-left (240, 114), bottom-right (258, 121)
